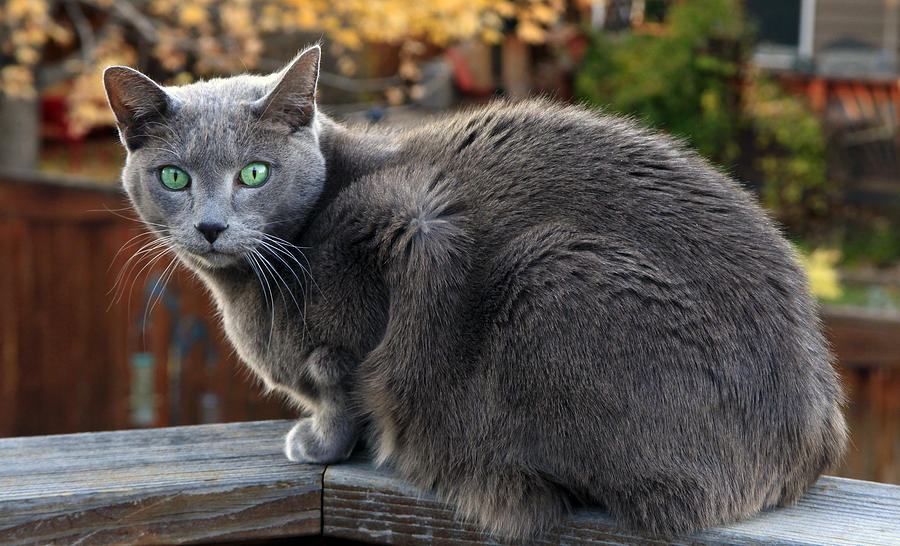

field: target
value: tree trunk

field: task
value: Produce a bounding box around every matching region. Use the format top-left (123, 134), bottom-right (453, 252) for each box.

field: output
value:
top-left (0, 94), bottom-right (39, 171)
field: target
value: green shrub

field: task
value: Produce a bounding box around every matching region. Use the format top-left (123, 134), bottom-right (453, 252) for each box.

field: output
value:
top-left (839, 213), bottom-right (900, 267)
top-left (576, 0), bottom-right (829, 228)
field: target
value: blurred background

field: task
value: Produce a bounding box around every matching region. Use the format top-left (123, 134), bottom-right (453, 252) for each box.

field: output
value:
top-left (0, 0), bottom-right (897, 485)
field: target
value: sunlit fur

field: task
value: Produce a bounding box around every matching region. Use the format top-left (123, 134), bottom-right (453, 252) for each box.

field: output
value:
top-left (106, 47), bottom-right (847, 538)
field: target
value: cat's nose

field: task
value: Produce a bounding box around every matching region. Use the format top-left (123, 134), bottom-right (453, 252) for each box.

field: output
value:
top-left (196, 222), bottom-right (228, 243)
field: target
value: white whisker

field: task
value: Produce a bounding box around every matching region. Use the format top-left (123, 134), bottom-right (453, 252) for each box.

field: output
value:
top-left (141, 254), bottom-right (181, 346)
top-left (261, 233), bottom-right (325, 300)
top-left (248, 250), bottom-right (277, 352)
top-left (256, 239), bottom-right (305, 291)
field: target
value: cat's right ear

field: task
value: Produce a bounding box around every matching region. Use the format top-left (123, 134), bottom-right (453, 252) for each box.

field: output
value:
top-left (253, 45), bottom-right (321, 132)
top-left (103, 66), bottom-right (176, 150)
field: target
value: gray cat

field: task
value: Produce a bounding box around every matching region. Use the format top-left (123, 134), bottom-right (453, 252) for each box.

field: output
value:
top-left (103, 46), bottom-right (847, 538)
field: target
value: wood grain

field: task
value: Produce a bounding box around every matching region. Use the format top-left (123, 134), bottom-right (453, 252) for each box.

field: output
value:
top-left (324, 458), bottom-right (900, 545)
top-left (0, 420), bottom-right (322, 544)
top-left (4, 420), bottom-right (900, 545)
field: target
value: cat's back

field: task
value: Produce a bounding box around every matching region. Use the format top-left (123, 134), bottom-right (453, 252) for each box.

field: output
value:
top-left (353, 101), bottom-right (826, 386)
top-left (361, 101), bottom-right (838, 431)
top-left (381, 100), bottom-right (793, 282)
top-left (394, 99), bottom-right (758, 231)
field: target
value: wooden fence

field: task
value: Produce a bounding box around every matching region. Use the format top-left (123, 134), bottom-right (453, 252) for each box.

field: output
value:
top-left (0, 174), bottom-right (291, 439)
top-left (1, 420), bottom-right (898, 545)
top-left (0, 174), bottom-right (898, 484)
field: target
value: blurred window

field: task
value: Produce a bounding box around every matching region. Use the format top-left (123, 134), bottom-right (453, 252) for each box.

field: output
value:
top-left (746, 0), bottom-right (802, 47)
top-left (603, 0), bottom-right (635, 30)
top-left (644, 0), bottom-right (669, 23)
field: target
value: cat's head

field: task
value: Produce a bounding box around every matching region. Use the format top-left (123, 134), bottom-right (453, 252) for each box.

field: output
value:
top-left (103, 46), bottom-right (325, 270)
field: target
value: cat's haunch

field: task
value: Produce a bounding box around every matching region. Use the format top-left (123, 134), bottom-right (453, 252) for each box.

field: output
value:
top-left (105, 46), bottom-right (846, 538)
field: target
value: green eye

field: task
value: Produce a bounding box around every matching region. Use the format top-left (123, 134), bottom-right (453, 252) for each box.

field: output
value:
top-left (239, 162), bottom-right (269, 187)
top-left (160, 166), bottom-right (190, 190)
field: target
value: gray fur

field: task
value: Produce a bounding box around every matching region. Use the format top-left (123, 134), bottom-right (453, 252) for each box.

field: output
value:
top-left (104, 46), bottom-right (847, 538)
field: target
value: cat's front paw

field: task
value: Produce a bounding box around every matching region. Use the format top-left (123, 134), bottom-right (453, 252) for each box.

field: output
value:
top-left (284, 417), bottom-right (356, 464)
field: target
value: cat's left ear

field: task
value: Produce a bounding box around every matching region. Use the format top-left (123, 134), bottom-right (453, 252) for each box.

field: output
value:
top-left (254, 46), bottom-right (320, 132)
top-left (103, 66), bottom-right (178, 150)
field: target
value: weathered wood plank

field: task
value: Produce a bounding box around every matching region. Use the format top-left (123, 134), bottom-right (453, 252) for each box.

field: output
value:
top-left (323, 458), bottom-right (900, 545)
top-left (5, 420), bottom-right (900, 545)
top-left (0, 420), bottom-right (322, 545)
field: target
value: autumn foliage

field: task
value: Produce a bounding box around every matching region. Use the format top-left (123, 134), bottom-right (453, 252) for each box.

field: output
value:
top-left (1, 0), bottom-right (567, 135)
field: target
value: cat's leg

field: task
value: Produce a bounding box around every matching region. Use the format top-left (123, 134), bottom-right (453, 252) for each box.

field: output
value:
top-left (284, 393), bottom-right (358, 464)
top-left (284, 346), bottom-right (360, 464)
top-left (357, 191), bottom-right (576, 536)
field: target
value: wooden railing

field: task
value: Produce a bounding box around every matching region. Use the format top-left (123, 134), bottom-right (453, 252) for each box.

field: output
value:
top-left (1, 421), bottom-right (898, 545)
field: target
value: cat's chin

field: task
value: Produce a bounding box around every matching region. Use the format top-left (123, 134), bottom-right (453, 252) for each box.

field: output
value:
top-left (181, 250), bottom-right (243, 270)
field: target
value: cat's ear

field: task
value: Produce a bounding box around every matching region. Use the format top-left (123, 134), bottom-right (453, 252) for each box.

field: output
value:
top-left (254, 45), bottom-right (320, 131)
top-left (103, 66), bottom-right (177, 149)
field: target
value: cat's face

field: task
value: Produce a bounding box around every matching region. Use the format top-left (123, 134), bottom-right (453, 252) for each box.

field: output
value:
top-left (104, 47), bottom-right (324, 270)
